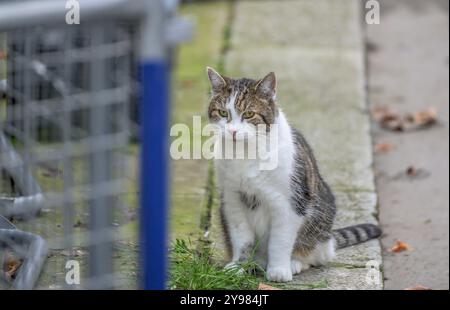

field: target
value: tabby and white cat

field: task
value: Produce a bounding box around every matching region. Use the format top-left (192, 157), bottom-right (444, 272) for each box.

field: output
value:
top-left (206, 67), bottom-right (381, 282)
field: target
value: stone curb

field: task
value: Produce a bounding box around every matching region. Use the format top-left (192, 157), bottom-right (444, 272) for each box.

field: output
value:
top-left (208, 0), bottom-right (383, 290)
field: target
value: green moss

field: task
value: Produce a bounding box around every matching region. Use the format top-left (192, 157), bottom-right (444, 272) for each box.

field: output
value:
top-left (199, 162), bottom-right (215, 232)
top-left (171, 194), bottom-right (203, 240)
top-left (272, 278), bottom-right (329, 290)
top-left (328, 262), bottom-right (365, 269)
top-left (298, 279), bottom-right (329, 289)
top-left (0, 99), bottom-right (6, 122)
top-left (170, 1), bottom-right (229, 241)
top-left (172, 1), bottom-right (229, 125)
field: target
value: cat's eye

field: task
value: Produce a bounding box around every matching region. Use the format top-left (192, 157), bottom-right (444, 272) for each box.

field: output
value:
top-left (242, 111), bottom-right (255, 119)
top-left (218, 110), bottom-right (228, 118)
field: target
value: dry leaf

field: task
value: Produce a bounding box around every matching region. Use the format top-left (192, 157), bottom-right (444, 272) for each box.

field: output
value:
top-left (406, 107), bottom-right (437, 127)
top-left (0, 51), bottom-right (6, 60)
top-left (406, 166), bottom-right (417, 176)
top-left (390, 240), bottom-right (411, 253)
top-left (405, 166), bottom-right (430, 179)
top-left (372, 106), bottom-right (398, 122)
top-left (258, 283), bottom-right (281, 290)
top-left (375, 142), bottom-right (394, 153)
top-left (391, 166), bottom-right (430, 181)
top-left (372, 106), bottom-right (405, 131)
top-left (385, 119), bottom-right (405, 131)
top-left (372, 106), bottom-right (438, 132)
top-left (404, 285), bottom-right (432, 290)
top-left (5, 259), bottom-right (22, 279)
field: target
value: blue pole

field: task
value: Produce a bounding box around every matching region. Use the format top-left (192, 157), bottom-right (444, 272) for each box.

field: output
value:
top-left (139, 60), bottom-right (170, 290)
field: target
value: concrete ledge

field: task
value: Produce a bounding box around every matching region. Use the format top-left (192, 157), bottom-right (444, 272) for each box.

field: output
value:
top-left (208, 0), bottom-right (383, 290)
top-left (231, 0), bottom-right (362, 50)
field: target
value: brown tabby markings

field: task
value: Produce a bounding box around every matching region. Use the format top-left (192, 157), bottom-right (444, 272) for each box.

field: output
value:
top-left (207, 77), bottom-right (278, 128)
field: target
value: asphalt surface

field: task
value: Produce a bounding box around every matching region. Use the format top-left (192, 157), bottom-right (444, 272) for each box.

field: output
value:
top-left (367, 0), bottom-right (449, 289)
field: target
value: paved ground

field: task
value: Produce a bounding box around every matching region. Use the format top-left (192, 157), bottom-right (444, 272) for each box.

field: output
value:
top-left (367, 0), bottom-right (449, 289)
top-left (207, 0), bottom-right (383, 289)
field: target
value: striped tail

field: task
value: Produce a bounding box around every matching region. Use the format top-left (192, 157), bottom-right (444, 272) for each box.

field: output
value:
top-left (332, 223), bottom-right (382, 249)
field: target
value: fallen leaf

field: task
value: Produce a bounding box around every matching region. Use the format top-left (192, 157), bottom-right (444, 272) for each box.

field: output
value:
top-left (0, 51), bottom-right (6, 60)
top-left (386, 119), bottom-right (405, 131)
top-left (406, 166), bottom-right (417, 176)
top-left (4, 258), bottom-right (22, 280)
top-left (372, 106), bottom-right (438, 132)
top-left (372, 106), bottom-right (399, 122)
top-left (258, 283), bottom-right (281, 290)
top-left (406, 107), bottom-right (437, 127)
top-left (391, 166), bottom-right (430, 181)
top-left (404, 285), bottom-right (432, 290)
top-left (372, 106), bottom-right (405, 131)
top-left (406, 166), bottom-right (431, 179)
top-left (375, 142), bottom-right (394, 153)
top-left (389, 240), bottom-right (411, 253)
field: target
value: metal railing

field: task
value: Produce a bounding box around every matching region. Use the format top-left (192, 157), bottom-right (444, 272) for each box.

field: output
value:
top-left (0, 0), bottom-right (192, 289)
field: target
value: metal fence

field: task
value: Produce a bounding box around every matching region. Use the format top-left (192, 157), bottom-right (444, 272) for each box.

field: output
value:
top-left (0, 0), bottom-right (190, 289)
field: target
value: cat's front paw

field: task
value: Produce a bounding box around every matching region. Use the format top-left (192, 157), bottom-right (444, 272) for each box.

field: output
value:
top-left (224, 262), bottom-right (244, 274)
top-left (266, 265), bottom-right (292, 282)
top-left (291, 259), bottom-right (303, 275)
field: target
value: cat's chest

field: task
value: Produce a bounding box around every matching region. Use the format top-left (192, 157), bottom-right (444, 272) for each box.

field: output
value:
top-left (216, 159), bottom-right (273, 191)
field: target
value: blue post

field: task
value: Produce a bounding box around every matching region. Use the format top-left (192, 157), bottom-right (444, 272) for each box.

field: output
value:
top-left (139, 60), bottom-right (170, 290)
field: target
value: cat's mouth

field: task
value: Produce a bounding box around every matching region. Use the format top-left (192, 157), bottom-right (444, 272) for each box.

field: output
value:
top-left (224, 132), bottom-right (251, 142)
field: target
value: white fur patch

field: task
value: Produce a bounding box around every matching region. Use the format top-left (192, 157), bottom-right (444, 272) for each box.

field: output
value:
top-left (298, 239), bottom-right (336, 267)
top-left (217, 111), bottom-right (306, 282)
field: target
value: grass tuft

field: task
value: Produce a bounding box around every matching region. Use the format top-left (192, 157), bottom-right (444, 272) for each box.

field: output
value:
top-left (169, 239), bottom-right (263, 290)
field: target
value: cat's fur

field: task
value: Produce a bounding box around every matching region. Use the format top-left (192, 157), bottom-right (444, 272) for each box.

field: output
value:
top-left (206, 67), bottom-right (381, 282)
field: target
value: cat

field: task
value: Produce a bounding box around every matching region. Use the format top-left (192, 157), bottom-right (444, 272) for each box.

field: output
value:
top-left (206, 67), bottom-right (382, 282)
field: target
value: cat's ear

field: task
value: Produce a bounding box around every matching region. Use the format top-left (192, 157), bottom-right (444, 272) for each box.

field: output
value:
top-left (206, 67), bottom-right (227, 93)
top-left (255, 72), bottom-right (276, 99)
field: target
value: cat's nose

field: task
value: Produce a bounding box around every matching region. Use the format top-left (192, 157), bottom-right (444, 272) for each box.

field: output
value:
top-left (227, 126), bottom-right (237, 141)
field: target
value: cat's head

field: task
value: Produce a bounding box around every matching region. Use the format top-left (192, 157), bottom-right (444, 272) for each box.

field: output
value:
top-left (206, 67), bottom-right (278, 141)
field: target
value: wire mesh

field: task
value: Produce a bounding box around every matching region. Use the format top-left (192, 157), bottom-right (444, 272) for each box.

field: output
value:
top-left (0, 21), bottom-right (139, 289)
